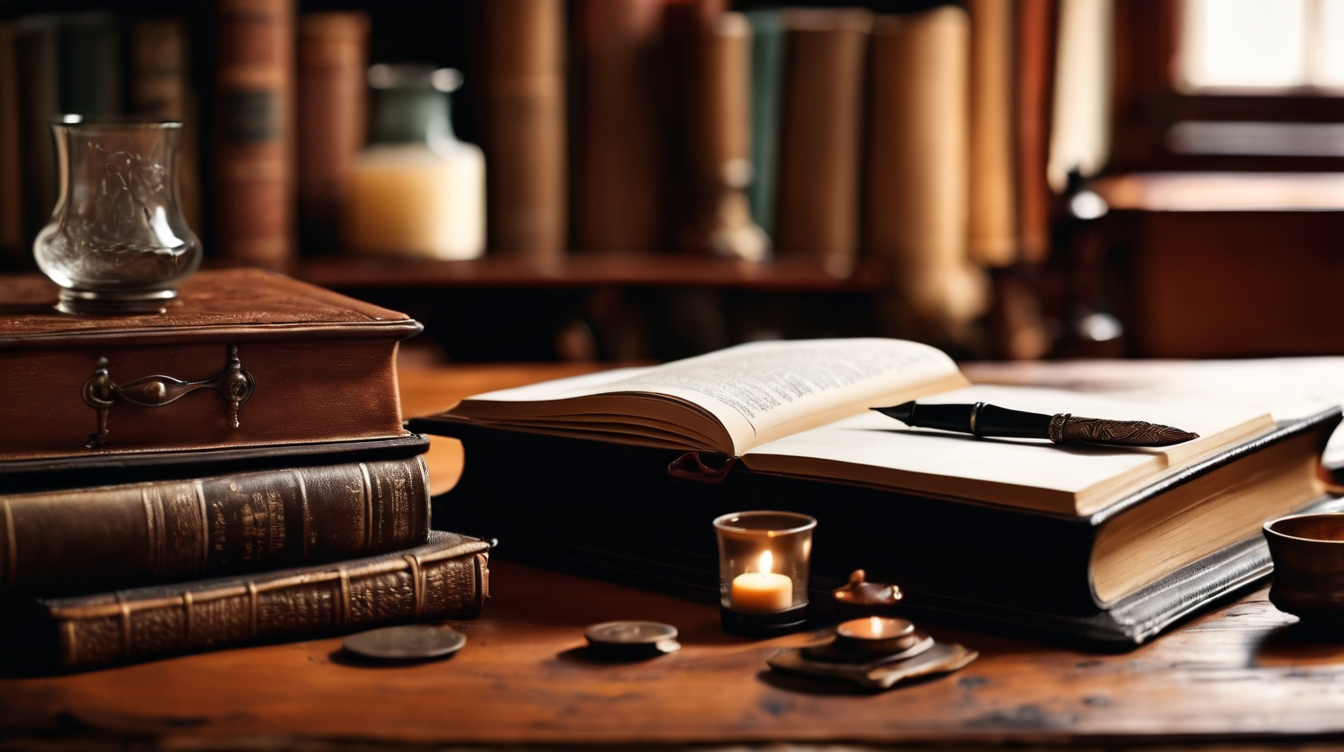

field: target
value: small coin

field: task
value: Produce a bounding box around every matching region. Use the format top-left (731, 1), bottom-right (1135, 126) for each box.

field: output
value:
top-left (584, 621), bottom-right (680, 653)
top-left (343, 624), bottom-right (467, 661)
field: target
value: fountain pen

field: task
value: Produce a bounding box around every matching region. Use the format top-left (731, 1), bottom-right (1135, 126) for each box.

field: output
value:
top-left (870, 401), bottom-right (1200, 447)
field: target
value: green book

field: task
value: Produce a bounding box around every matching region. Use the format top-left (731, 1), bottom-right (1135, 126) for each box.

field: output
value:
top-left (746, 9), bottom-right (784, 239)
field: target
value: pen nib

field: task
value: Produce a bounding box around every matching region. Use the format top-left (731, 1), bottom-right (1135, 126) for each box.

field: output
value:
top-left (870, 402), bottom-right (916, 423)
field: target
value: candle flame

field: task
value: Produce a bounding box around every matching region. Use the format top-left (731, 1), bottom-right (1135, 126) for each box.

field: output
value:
top-left (869, 616), bottom-right (884, 637)
top-left (758, 550), bottom-right (774, 574)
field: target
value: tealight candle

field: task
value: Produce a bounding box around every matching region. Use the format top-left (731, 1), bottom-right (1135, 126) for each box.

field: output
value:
top-left (713, 510), bottom-right (816, 635)
top-left (730, 551), bottom-right (793, 613)
top-left (835, 616), bottom-right (918, 654)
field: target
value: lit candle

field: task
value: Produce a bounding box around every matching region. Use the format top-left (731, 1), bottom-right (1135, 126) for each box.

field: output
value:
top-left (730, 551), bottom-right (793, 613)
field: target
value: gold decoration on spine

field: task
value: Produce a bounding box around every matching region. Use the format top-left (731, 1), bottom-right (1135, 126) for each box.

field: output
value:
top-left (118, 594), bottom-right (134, 659)
top-left (339, 568), bottom-right (351, 627)
top-left (182, 591), bottom-right (194, 644)
top-left (247, 582), bottom-right (260, 638)
top-left (404, 554), bottom-right (424, 619)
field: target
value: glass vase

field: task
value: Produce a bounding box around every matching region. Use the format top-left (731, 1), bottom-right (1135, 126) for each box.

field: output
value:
top-left (34, 116), bottom-right (202, 314)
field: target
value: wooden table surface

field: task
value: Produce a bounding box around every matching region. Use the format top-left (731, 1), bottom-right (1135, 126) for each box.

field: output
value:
top-left (5, 360), bottom-right (1344, 749)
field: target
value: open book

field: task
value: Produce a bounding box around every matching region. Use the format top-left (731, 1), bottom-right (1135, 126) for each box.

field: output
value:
top-left (441, 338), bottom-right (1277, 517)
top-left (413, 338), bottom-right (1339, 644)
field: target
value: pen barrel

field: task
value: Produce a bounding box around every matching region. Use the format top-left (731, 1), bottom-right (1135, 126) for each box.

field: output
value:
top-left (902, 402), bottom-right (1051, 439)
top-left (973, 403), bottom-right (1053, 439)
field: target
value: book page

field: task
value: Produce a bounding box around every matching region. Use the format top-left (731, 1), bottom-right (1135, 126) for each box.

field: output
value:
top-left (451, 339), bottom-right (969, 454)
top-left (740, 384), bottom-right (1276, 515)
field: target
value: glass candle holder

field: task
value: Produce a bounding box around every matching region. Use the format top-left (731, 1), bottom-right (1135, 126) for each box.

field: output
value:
top-left (34, 116), bottom-right (202, 314)
top-left (713, 510), bottom-right (816, 635)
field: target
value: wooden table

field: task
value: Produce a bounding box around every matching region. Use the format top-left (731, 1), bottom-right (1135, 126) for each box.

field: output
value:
top-left (5, 361), bottom-right (1344, 749)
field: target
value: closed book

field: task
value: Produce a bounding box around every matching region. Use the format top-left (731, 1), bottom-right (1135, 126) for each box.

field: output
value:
top-left (745, 9), bottom-right (785, 240)
top-left (128, 14), bottom-right (202, 234)
top-left (1, 448), bottom-right (430, 597)
top-left (773, 9), bottom-right (871, 273)
top-left (2, 531), bottom-right (490, 674)
top-left (0, 268), bottom-right (421, 461)
top-left (573, 0), bottom-right (667, 253)
top-left (211, 0), bottom-right (296, 270)
top-left (408, 338), bottom-right (1341, 646)
top-left (480, 0), bottom-right (567, 259)
top-left (296, 11), bottom-right (369, 256)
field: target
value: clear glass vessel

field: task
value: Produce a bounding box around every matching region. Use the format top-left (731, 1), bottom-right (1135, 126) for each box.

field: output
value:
top-left (34, 116), bottom-right (202, 314)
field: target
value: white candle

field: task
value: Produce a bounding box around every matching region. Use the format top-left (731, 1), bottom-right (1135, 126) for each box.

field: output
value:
top-left (731, 551), bottom-right (793, 613)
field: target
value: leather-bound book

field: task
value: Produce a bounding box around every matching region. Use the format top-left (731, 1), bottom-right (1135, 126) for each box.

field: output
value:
top-left (865, 8), bottom-right (988, 345)
top-left (0, 268), bottom-right (421, 461)
top-left (5, 531), bottom-right (490, 673)
top-left (773, 8), bottom-right (871, 274)
top-left (296, 11), bottom-right (369, 256)
top-left (0, 454), bottom-right (430, 597)
top-left (128, 15), bottom-right (202, 236)
top-left (967, 0), bottom-right (1018, 268)
top-left (573, 0), bottom-right (667, 253)
top-left (480, 0), bottom-right (567, 259)
top-left (211, 0), bottom-right (296, 271)
top-left (1014, 0), bottom-right (1055, 265)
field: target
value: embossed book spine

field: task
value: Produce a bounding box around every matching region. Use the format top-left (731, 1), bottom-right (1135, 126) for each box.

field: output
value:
top-left (21, 531), bottom-right (489, 672)
top-left (0, 456), bottom-right (430, 597)
top-left (211, 0), bottom-right (296, 270)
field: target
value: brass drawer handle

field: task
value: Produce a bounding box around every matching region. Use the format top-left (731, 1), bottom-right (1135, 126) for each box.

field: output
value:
top-left (81, 345), bottom-right (256, 449)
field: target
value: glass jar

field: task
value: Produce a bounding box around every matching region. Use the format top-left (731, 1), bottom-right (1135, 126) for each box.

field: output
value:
top-left (343, 65), bottom-right (485, 259)
top-left (33, 116), bottom-right (202, 314)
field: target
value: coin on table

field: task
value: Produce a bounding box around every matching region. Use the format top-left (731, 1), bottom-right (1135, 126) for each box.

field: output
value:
top-left (584, 621), bottom-right (680, 654)
top-left (343, 624), bottom-right (467, 661)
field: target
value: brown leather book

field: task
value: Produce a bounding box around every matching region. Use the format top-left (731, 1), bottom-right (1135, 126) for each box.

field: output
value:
top-left (0, 268), bottom-right (421, 461)
top-left (7, 531), bottom-right (489, 673)
top-left (1014, 0), bottom-right (1055, 265)
top-left (573, 0), bottom-right (667, 253)
top-left (128, 15), bottom-right (202, 236)
top-left (211, 0), bottom-right (297, 271)
top-left (865, 8), bottom-right (988, 346)
top-left (968, 0), bottom-right (1018, 268)
top-left (773, 9), bottom-right (871, 274)
top-left (296, 11), bottom-right (369, 256)
top-left (0, 454), bottom-right (430, 597)
top-left (480, 0), bottom-right (567, 259)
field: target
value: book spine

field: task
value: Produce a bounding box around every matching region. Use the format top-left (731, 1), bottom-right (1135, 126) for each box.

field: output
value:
top-left (865, 8), bottom-right (988, 345)
top-left (1013, 0), bottom-right (1055, 265)
top-left (967, 0), bottom-right (1019, 268)
top-left (773, 9), bottom-right (871, 272)
top-left (0, 456), bottom-right (431, 597)
top-left (211, 0), bottom-right (296, 270)
top-left (573, 0), bottom-right (667, 253)
top-left (296, 11), bottom-right (368, 256)
top-left (13, 15), bottom-right (60, 251)
top-left (127, 15), bottom-right (202, 235)
top-left (745, 9), bottom-right (784, 240)
top-left (481, 0), bottom-right (567, 259)
top-left (42, 532), bottom-right (489, 671)
top-left (0, 21), bottom-right (24, 266)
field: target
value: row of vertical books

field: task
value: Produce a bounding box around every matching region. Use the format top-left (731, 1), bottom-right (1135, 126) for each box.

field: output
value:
top-left (0, 269), bottom-right (490, 674)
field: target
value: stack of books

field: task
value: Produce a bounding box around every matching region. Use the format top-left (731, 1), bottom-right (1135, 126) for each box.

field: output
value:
top-left (0, 269), bottom-right (489, 674)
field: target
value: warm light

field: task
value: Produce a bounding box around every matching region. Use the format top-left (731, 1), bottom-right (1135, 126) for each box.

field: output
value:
top-left (731, 550), bottom-right (793, 613)
top-left (758, 550), bottom-right (773, 574)
top-left (868, 616), bottom-right (884, 637)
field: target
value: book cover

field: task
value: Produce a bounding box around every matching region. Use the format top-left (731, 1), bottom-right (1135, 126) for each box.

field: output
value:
top-left (128, 14), bottom-right (203, 235)
top-left (745, 9), bottom-right (784, 241)
top-left (1, 531), bottom-right (490, 674)
top-left (0, 21), bottom-right (23, 267)
top-left (0, 268), bottom-right (421, 461)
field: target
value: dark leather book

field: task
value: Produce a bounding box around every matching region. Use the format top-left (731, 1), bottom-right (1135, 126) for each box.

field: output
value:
top-left (0, 452), bottom-right (431, 597)
top-left (406, 339), bottom-right (1341, 646)
top-left (2, 531), bottom-right (490, 674)
top-left (0, 268), bottom-right (421, 462)
top-left (417, 410), bottom-right (1340, 648)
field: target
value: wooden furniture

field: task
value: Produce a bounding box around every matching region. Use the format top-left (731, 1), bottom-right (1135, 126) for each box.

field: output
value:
top-left (295, 254), bottom-right (889, 362)
top-left (5, 361), bottom-right (1344, 749)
